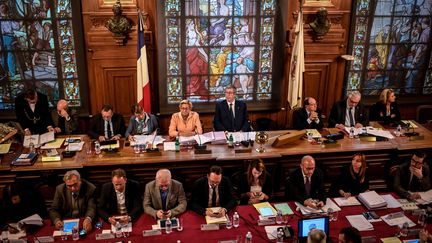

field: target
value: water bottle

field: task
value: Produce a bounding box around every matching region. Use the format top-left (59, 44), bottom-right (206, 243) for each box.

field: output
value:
top-left (228, 134), bottom-right (234, 147)
top-left (349, 127), bottom-right (354, 139)
top-left (72, 226), bottom-right (79, 241)
top-left (29, 142), bottom-right (35, 153)
top-left (165, 218), bottom-right (172, 234)
top-left (245, 231), bottom-right (252, 243)
top-left (400, 222), bottom-right (409, 237)
top-left (175, 136), bottom-right (180, 151)
top-left (115, 221), bottom-right (122, 238)
top-left (94, 141), bottom-right (101, 154)
top-left (233, 212), bottom-right (240, 228)
top-left (276, 228), bottom-right (284, 243)
top-left (276, 209), bottom-right (283, 224)
top-left (396, 125), bottom-right (402, 137)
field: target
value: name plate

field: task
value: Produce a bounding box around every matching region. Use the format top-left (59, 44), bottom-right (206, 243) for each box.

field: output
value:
top-left (35, 236), bottom-right (55, 243)
top-left (143, 229), bottom-right (162, 237)
top-left (200, 224), bottom-right (220, 231)
top-left (235, 148), bottom-right (252, 153)
top-left (194, 149), bottom-right (212, 154)
top-left (95, 233), bottom-right (115, 240)
top-left (257, 218), bottom-right (275, 226)
top-left (409, 135), bottom-right (424, 141)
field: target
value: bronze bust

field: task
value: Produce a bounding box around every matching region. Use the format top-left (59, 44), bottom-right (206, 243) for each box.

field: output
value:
top-left (106, 0), bottom-right (132, 37)
top-left (309, 8), bottom-right (331, 36)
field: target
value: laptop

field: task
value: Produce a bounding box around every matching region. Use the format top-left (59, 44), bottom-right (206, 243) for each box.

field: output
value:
top-left (297, 217), bottom-right (330, 243)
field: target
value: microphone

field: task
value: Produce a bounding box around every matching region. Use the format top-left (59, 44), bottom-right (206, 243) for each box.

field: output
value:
top-left (194, 129), bottom-right (207, 150)
top-left (146, 128), bottom-right (160, 152)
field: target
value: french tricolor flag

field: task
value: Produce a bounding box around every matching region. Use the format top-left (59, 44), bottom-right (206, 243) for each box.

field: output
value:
top-left (137, 11), bottom-right (151, 113)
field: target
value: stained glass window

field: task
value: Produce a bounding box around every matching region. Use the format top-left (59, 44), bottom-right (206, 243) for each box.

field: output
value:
top-left (0, 0), bottom-right (83, 110)
top-left (347, 0), bottom-right (432, 96)
top-left (159, 0), bottom-right (280, 111)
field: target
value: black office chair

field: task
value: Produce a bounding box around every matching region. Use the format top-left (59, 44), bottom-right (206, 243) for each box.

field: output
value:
top-left (416, 105), bottom-right (432, 124)
top-left (255, 117), bottom-right (274, 131)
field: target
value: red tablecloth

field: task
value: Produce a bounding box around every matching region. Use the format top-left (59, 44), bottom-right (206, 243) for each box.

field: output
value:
top-left (8, 201), bottom-right (430, 242)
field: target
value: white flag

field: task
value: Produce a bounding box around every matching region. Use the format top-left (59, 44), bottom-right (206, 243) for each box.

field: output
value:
top-left (287, 10), bottom-right (305, 108)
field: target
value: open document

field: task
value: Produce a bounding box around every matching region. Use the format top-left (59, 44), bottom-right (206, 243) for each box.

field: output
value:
top-left (295, 198), bottom-right (341, 215)
top-left (24, 131), bottom-right (55, 147)
top-left (346, 215), bottom-right (374, 231)
top-left (131, 135), bottom-right (165, 146)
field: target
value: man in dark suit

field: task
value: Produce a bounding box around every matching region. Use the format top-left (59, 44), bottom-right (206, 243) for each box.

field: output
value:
top-left (51, 99), bottom-right (78, 135)
top-left (88, 104), bottom-right (126, 141)
top-left (49, 170), bottom-right (96, 232)
top-left (98, 169), bottom-right (142, 225)
top-left (213, 86), bottom-right (250, 132)
top-left (15, 88), bottom-right (54, 135)
top-left (189, 165), bottom-right (237, 217)
top-left (328, 90), bottom-right (368, 129)
top-left (293, 97), bottom-right (324, 130)
top-left (285, 155), bottom-right (326, 209)
top-left (394, 151), bottom-right (430, 200)
top-left (143, 169), bottom-right (187, 219)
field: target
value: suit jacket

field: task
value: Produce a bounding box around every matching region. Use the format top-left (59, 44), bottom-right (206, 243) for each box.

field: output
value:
top-left (143, 179), bottom-right (187, 218)
top-left (369, 102), bottom-right (401, 123)
top-left (189, 176), bottom-right (237, 215)
top-left (51, 108), bottom-right (78, 135)
top-left (292, 108), bottom-right (324, 130)
top-left (328, 98), bottom-right (368, 128)
top-left (125, 113), bottom-right (159, 138)
top-left (15, 92), bottom-right (54, 134)
top-left (214, 99), bottom-right (250, 132)
top-left (394, 162), bottom-right (431, 199)
top-left (97, 179), bottom-right (142, 222)
top-left (49, 179), bottom-right (96, 223)
top-left (88, 113), bottom-right (126, 139)
top-left (285, 168), bottom-right (326, 204)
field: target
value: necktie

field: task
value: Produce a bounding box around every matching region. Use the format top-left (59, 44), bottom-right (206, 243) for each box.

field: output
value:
top-left (305, 177), bottom-right (311, 197)
top-left (229, 103), bottom-right (235, 130)
top-left (161, 190), bottom-right (167, 211)
top-left (349, 107), bottom-right (355, 127)
top-left (211, 186), bottom-right (217, 207)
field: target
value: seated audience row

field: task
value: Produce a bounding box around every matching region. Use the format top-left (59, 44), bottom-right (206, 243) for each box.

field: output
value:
top-left (13, 87), bottom-right (402, 139)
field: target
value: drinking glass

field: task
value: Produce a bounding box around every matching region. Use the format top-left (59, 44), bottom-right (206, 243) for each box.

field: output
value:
top-left (134, 145), bottom-right (140, 154)
top-left (60, 227), bottom-right (68, 241)
top-left (177, 218), bottom-right (183, 231)
top-left (225, 217), bottom-right (232, 229)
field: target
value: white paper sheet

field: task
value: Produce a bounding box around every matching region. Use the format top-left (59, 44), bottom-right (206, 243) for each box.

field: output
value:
top-left (346, 215), bottom-right (374, 231)
top-left (333, 197), bottom-right (361, 207)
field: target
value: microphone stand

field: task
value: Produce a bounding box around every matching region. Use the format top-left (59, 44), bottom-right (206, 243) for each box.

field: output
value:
top-left (146, 129), bottom-right (160, 153)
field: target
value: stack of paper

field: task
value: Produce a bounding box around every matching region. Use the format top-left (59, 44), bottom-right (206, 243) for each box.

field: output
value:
top-left (66, 141), bottom-right (85, 152)
top-left (41, 138), bottom-right (65, 149)
top-left (295, 198), bottom-right (341, 215)
top-left (131, 135), bottom-right (165, 146)
top-left (333, 197), bottom-right (361, 207)
top-left (19, 214), bottom-right (43, 226)
top-left (381, 212), bottom-right (415, 227)
top-left (415, 189), bottom-right (432, 205)
top-left (346, 215), bottom-right (374, 231)
top-left (227, 132), bottom-right (256, 143)
top-left (253, 202), bottom-right (277, 217)
top-left (382, 194), bottom-right (402, 208)
top-left (205, 207), bottom-right (228, 224)
top-left (358, 191), bottom-right (387, 209)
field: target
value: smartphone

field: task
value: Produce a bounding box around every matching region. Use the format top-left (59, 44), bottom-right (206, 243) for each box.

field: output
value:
top-left (369, 211), bottom-right (379, 219)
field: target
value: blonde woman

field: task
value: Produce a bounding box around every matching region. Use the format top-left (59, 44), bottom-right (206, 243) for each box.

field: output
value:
top-left (168, 100), bottom-right (202, 137)
top-left (369, 88), bottom-right (401, 123)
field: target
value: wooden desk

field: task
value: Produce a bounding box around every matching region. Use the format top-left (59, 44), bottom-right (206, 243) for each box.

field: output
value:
top-left (1, 124), bottom-right (431, 201)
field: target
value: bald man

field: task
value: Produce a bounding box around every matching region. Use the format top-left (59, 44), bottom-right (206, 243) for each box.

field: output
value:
top-left (143, 169), bottom-right (187, 219)
top-left (285, 155), bottom-right (326, 209)
top-left (51, 99), bottom-right (78, 135)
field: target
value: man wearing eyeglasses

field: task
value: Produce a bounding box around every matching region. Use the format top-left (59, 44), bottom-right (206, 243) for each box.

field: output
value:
top-left (143, 169), bottom-right (186, 219)
top-left (190, 165), bottom-right (237, 217)
top-left (293, 97), bottom-right (324, 130)
top-left (49, 170), bottom-right (96, 232)
top-left (15, 88), bottom-right (55, 135)
top-left (51, 99), bottom-right (78, 135)
top-left (394, 151), bottom-right (430, 200)
top-left (213, 85), bottom-right (250, 132)
top-left (328, 90), bottom-right (368, 129)
top-left (88, 104), bottom-right (126, 142)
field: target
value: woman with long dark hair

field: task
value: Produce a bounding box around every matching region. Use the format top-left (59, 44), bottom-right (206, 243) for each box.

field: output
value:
top-left (238, 159), bottom-right (272, 205)
top-left (330, 153), bottom-right (369, 197)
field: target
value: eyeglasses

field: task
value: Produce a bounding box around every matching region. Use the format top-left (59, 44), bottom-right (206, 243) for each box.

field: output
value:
top-left (411, 158), bottom-right (423, 165)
